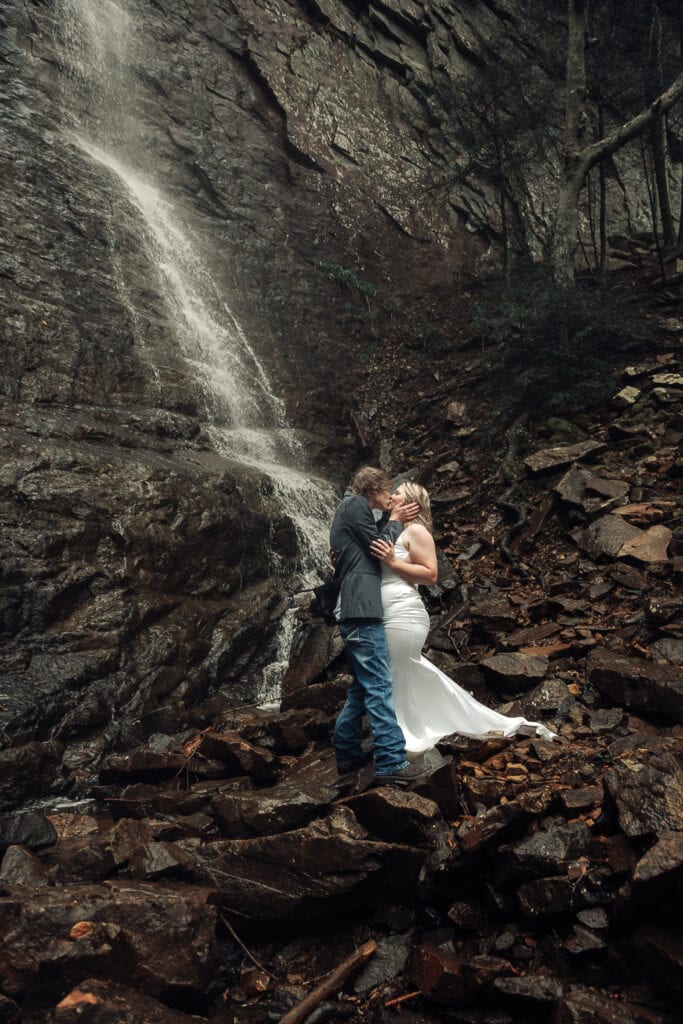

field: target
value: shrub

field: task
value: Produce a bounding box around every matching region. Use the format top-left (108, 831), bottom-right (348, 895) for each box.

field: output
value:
top-left (471, 266), bottom-right (654, 416)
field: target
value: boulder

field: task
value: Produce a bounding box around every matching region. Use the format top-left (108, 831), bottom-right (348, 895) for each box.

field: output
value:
top-left (281, 623), bottom-right (344, 693)
top-left (0, 881), bottom-right (217, 998)
top-left (0, 812), bottom-right (57, 854)
top-left (54, 978), bottom-right (204, 1024)
top-left (573, 515), bottom-right (642, 560)
top-left (480, 653), bottom-right (549, 690)
top-left (0, 846), bottom-right (49, 888)
top-left (181, 814), bottom-right (425, 923)
top-left (604, 755), bottom-right (683, 837)
top-left (629, 925), bottom-right (683, 997)
top-left (342, 787), bottom-right (443, 845)
top-left (633, 831), bottom-right (683, 886)
top-left (506, 821), bottom-right (593, 878)
top-left (587, 648), bottom-right (683, 722)
top-left (555, 987), bottom-right (671, 1024)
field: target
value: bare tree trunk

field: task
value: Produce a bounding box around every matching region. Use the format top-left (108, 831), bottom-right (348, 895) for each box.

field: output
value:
top-left (647, 1), bottom-right (676, 252)
top-left (553, 0), bottom-right (683, 285)
top-left (553, 0), bottom-right (589, 287)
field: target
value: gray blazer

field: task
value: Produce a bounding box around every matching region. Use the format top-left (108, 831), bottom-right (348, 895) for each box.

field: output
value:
top-left (330, 491), bottom-right (403, 622)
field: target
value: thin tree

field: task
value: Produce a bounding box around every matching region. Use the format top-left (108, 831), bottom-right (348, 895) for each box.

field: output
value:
top-left (553, 0), bottom-right (683, 285)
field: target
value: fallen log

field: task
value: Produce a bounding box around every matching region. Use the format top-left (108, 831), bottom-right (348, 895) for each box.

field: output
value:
top-left (278, 940), bottom-right (378, 1024)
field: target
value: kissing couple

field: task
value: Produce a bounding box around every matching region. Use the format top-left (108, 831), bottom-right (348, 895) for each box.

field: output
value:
top-left (328, 466), bottom-right (556, 786)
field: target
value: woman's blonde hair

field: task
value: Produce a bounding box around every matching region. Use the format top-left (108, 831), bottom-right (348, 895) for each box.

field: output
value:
top-left (401, 481), bottom-right (433, 533)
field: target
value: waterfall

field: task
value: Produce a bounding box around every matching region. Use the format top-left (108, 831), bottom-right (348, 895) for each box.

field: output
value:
top-left (56, 0), bottom-right (338, 688)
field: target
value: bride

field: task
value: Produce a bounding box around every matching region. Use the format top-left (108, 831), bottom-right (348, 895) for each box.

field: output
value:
top-left (370, 482), bottom-right (556, 753)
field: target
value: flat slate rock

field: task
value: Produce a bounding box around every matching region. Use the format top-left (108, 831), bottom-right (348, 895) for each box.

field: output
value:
top-left (525, 441), bottom-right (605, 473)
top-left (480, 653), bottom-right (549, 688)
top-left (587, 647), bottom-right (683, 723)
top-left (573, 515), bottom-right (642, 560)
top-left (554, 465), bottom-right (629, 506)
top-left (617, 525), bottom-right (673, 564)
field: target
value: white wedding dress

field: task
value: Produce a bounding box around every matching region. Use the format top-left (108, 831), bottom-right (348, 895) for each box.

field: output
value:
top-left (381, 534), bottom-right (556, 753)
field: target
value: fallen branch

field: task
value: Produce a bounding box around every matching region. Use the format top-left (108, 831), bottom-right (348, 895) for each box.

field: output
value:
top-left (278, 940), bottom-right (378, 1024)
top-left (385, 991), bottom-right (422, 1008)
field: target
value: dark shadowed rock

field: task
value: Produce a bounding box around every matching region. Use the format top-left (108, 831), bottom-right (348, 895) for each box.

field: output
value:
top-left (280, 677), bottom-right (349, 715)
top-left (555, 988), bottom-right (673, 1024)
top-left (281, 623), bottom-right (344, 693)
top-left (587, 648), bottom-right (683, 722)
top-left (342, 788), bottom-right (443, 845)
top-left (629, 925), bottom-right (683, 997)
top-left (0, 846), bottom-right (49, 888)
top-left (0, 881), bottom-right (217, 998)
top-left (604, 755), bottom-right (683, 837)
top-left (196, 731), bottom-right (281, 782)
top-left (0, 812), bottom-right (57, 854)
top-left (517, 876), bottom-right (575, 918)
top-left (0, 995), bottom-right (19, 1024)
top-left (0, 742), bottom-right (63, 811)
top-left (181, 813), bottom-right (425, 923)
top-left (454, 788), bottom-right (554, 859)
top-left (54, 978), bottom-right (204, 1024)
top-left (506, 821), bottom-right (593, 877)
top-left (410, 946), bottom-right (513, 1006)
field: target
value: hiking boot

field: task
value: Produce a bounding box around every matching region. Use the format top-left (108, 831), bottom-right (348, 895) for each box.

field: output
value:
top-left (376, 757), bottom-right (429, 787)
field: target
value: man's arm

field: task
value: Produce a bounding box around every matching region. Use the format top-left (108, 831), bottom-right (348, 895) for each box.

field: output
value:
top-left (344, 495), bottom-right (416, 555)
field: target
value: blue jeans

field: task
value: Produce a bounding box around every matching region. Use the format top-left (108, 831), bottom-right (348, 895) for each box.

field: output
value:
top-left (334, 620), bottom-right (408, 776)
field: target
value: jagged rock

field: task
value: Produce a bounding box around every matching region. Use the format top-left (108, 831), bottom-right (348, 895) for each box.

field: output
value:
top-left (0, 812), bottom-right (57, 854)
top-left (563, 923), bottom-right (607, 954)
top-left (280, 678), bottom-right (349, 715)
top-left (211, 778), bottom-right (338, 838)
top-left (447, 900), bottom-right (493, 932)
top-left (573, 515), bottom-right (643, 560)
top-left (492, 973), bottom-right (565, 1006)
top-left (505, 821), bottom-right (593, 878)
top-left (195, 731), bottom-right (281, 782)
top-left (0, 742), bottom-right (63, 811)
top-left (604, 755), bottom-right (683, 838)
top-left (554, 465), bottom-right (629, 507)
top-left (524, 441), bottom-right (606, 473)
top-left (588, 708), bottom-right (626, 733)
top-left (649, 639), bottom-right (683, 664)
top-left (556, 988), bottom-right (674, 1024)
top-left (633, 831), bottom-right (683, 886)
top-left (577, 907), bottom-right (609, 929)
top-left (410, 946), bottom-right (513, 1006)
top-left (469, 591), bottom-right (518, 631)
top-left (617, 525), bottom-right (672, 563)
top-left (480, 653), bottom-right (549, 690)
top-left (99, 749), bottom-right (227, 783)
top-left (0, 846), bottom-right (49, 888)
top-left (517, 876), bottom-right (575, 918)
top-left (561, 786), bottom-right (602, 812)
top-left (249, 708), bottom-right (332, 754)
top-left (54, 978), bottom-right (202, 1024)
top-left (646, 595), bottom-right (683, 623)
top-left (0, 881), bottom-right (217, 998)
top-left (454, 788), bottom-right (554, 859)
top-left (587, 648), bottom-right (683, 722)
top-left (609, 563), bottom-right (648, 590)
top-left (515, 678), bottom-right (575, 719)
top-left (342, 787), bottom-right (442, 845)
top-left (181, 813), bottom-right (425, 923)
top-left (281, 623), bottom-right (344, 693)
top-left (353, 932), bottom-right (414, 994)
top-left (127, 840), bottom-right (195, 880)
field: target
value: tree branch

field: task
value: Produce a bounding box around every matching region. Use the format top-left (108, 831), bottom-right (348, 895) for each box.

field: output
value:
top-left (580, 69), bottom-right (683, 175)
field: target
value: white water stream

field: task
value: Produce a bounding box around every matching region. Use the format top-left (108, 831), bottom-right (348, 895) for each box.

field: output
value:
top-left (58, 0), bottom-right (337, 694)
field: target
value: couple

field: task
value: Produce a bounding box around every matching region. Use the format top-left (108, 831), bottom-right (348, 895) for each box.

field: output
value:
top-left (330, 466), bottom-right (555, 785)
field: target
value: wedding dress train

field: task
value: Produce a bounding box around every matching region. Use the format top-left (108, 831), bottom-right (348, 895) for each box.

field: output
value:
top-left (381, 535), bottom-right (556, 754)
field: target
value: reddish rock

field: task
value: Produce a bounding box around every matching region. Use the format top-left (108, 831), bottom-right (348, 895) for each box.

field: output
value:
top-left (573, 515), bottom-right (642, 560)
top-left (410, 945), bottom-right (513, 1006)
top-left (617, 525), bottom-right (672, 564)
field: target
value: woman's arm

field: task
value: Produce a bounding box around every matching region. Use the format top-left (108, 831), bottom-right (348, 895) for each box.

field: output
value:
top-left (370, 524), bottom-right (438, 585)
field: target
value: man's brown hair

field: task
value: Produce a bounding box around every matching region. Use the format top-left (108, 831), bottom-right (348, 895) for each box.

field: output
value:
top-left (350, 466), bottom-right (393, 498)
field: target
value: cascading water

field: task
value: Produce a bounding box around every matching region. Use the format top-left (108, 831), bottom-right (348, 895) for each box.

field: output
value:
top-left (57, 0), bottom-right (338, 695)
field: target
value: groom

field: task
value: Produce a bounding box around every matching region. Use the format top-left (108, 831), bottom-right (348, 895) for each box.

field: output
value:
top-left (330, 466), bottom-right (428, 785)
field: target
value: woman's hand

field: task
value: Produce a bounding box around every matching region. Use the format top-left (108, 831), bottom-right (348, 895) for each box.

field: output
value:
top-left (370, 538), bottom-right (398, 566)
